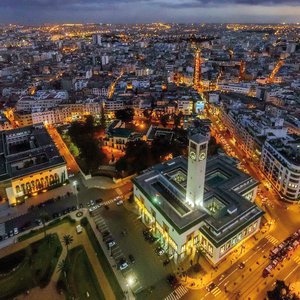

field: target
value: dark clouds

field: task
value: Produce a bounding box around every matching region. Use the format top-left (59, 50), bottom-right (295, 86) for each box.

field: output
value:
top-left (0, 0), bottom-right (299, 24)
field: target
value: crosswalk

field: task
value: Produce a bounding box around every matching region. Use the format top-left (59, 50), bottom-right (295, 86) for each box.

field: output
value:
top-left (292, 255), bottom-right (300, 264)
top-left (164, 285), bottom-right (189, 300)
top-left (265, 234), bottom-right (279, 245)
top-left (100, 199), bottom-right (117, 207)
top-left (211, 286), bottom-right (222, 297)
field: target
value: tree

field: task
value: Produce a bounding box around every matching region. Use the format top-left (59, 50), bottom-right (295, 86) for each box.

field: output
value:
top-left (57, 259), bottom-right (69, 275)
top-left (267, 280), bottom-right (299, 300)
top-left (40, 211), bottom-right (50, 238)
top-left (173, 112), bottom-right (183, 129)
top-left (160, 114), bottom-right (169, 127)
top-left (115, 108), bottom-right (134, 123)
top-left (62, 234), bottom-right (74, 256)
top-left (100, 106), bottom-right (106, 129)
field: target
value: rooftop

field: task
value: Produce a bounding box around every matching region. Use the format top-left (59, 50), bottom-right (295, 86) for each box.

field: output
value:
top-left (0, 124), bottom-right (66, 181)
top-left (133, 155), bottom-right (263, 247)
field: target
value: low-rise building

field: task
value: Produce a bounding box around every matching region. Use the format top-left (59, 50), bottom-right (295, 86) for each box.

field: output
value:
top-left (0, 124), bottom-right (68, 205)
top-left (133, 134), bottom-right (263, 264)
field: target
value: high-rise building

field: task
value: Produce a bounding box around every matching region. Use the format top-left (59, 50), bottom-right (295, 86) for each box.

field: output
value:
top-left (92, 34), bottom-right (102, 46)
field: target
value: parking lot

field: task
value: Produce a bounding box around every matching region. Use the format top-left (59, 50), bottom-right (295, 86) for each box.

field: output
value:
top-left (91, 202), bottom-right (174, 300)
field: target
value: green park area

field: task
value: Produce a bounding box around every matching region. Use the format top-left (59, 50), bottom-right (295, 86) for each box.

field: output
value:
top-left (58, 245), bottom-right (105, 300)
top-left (0, 234), bottom-right (62, 300)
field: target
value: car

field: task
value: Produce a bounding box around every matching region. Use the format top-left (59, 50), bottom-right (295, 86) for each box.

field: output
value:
top-left (89, 206), bottom-right (97, 213)
top-left (52, 213), bottom-right (59, 219)
top-left (167, 274), bottom-right (178, 287)
top-left (104, 205), bottom-right (109, 210)
top-left (238, 262), bottom-right (245, 269)
top-left (156, 246), bottom-right (165, 256)
top-left (3, 233), bottom-right (8, 240)
top-left (128, 254), bottom-right (135, 264)
top-left (9, 230), bottom-right (14, 237)
top-left (163, 259), bottom-right (170, 266)
top-left (149, 234), bottom-right (157, 243)
top-left (206, 282), bottom-right (216, 292)
top-left (102, 230), bottom-right (110, 238)
top-left (13, 228), bottom-right (19, 235)
top-left (76, 225), bottom-right (83, 234)
top-left (103, 235), bottom-right (113, 242)
top-left (35, 219), bottom-right (43, 226)
top-left (71, 206), bottom-right (77, 211)
top-left (106, 239), bottom-right (116, 248)
top-left (95, 198), bottom-right (103, 204)
top-left (118, 258), bottom-right (129, 270)
top-left (116, 200), bottom-right (123, 206)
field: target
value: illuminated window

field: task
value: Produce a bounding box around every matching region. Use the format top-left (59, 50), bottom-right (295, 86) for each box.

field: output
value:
top-left (220, 246), bottom-right (225, 254)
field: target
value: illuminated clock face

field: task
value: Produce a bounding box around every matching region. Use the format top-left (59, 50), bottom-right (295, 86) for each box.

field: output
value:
top-left (189, 151), bottom-right (196, 161)
top-left (199, 152), bottom-right (206, 161)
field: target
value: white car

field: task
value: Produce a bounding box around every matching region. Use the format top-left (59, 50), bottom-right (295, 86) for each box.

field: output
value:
top-left (116, 200), bottom-right (123, 206)
top-left (106, 240), bottom-right (116, 248)
top-left (13, 228), bottom-right (19, 235)
top-left (76, 225), bottom-right (83, 234)
top-left (118, 259), bottom-right (129, 270)
top-left (89, 205), bottom-right (100, 213)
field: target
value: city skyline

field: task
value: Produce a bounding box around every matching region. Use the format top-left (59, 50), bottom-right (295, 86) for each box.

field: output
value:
top-left (0, 0), bottom-right (300, 24)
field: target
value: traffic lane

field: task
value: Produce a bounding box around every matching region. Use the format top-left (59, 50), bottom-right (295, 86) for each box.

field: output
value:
top-left (183, 238), bottom-right (275, 300)
top-left (3, 185), bottom-right (122, 235)
top-left (225, 240), bottom-right (300, 299)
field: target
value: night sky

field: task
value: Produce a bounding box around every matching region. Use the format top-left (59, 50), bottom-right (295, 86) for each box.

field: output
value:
top-left (0, 0), bottom-right (299, 24)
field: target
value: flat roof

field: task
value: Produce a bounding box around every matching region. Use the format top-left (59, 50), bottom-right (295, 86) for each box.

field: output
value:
top-left (133, 155), bottom-right (263, 246)
top-left (0, 124), bottom-right (66, 181)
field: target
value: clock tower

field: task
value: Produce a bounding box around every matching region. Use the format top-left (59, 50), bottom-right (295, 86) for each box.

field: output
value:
top-left (186, 134), bottom-right (209, 207)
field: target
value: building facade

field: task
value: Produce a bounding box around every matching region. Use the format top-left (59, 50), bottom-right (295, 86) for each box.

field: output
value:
top-left (0, 124), bottom-right (68, 205)
top-left (133, 134), bottom-right (263, 265)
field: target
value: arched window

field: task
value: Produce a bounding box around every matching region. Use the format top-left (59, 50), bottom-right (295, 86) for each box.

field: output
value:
top-left (16, 185), bottom-right (21, 193)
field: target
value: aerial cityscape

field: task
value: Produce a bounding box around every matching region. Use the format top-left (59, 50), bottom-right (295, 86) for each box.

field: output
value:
top-left (0, 1), bottom-right (299, 300)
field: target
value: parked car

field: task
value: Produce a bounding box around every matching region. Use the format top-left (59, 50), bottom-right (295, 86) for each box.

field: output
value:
top-left (155, 246), bottom-right (164, 256)
top-left (163, 259), bottom-right (170, 266)
top-left (102, 230), bottom-right (110, 238)
top-left (13, 228), bottom-right (19, 235)
top-left (207, 282), bottom-right (216, 292)
top-left (76, 225), bottom-right (83, 234)
top-left (238, 262), bottom-right (245, 269)
top-left (106, 239), bottom-right (116, 248)
top-left (128, 254), bottom-right (135, 264)
top-left (116, 200), bottom-right (123, 206)
top-left (118, 258), bottom-right (129, 270)
top-left (167, 274), bottom-right (178, 288)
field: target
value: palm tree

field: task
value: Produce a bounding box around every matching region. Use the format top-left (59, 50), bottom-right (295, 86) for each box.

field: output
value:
top-left (39, 211), bottom-right (50, 238)
top-left (57, 259), bottom-right (70, 290)
top-left (62, 234), bottom-right (74, 255)
top-left (58, 259), bottom-right (69, 276)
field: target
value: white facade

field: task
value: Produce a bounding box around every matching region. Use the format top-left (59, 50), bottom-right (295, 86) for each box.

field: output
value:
top-left (260, 140), bottom-right (300, 201)
top-left (186, 137), bottom-right (209, 207)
